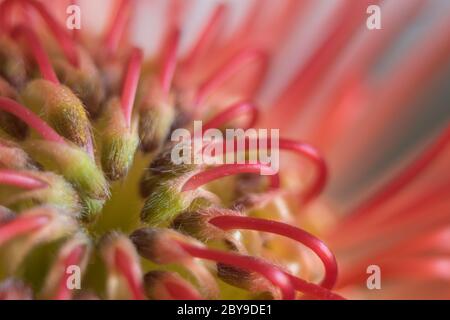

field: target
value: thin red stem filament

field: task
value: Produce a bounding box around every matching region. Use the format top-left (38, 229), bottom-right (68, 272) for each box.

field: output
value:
top-left (159, 28), bottom-right (180, 97)
top-left (203, 101), bottom-right (259, 131)
top-left (278, 139), bottom-right (328, 204)
top-left (22, 0), bottom-right (79, 66)
top-left (194, 48), bottom-right (267, 110)
top-left (349, 123), bottom-right (450, 220)
top-left (0, 169), bottom-right (47, 190)
top-left (0, 97), bottom-right (66, 143)
top-left (182, 3), bottom-right (227, 72)
top-left (0, 214), bottom-right (49, 246)
top-left (121, 47), bottom-right (143, 127)
top-left (114, 246), bottom-right (146, 300)
top-left (209, 215), bottom-right (338, 289)
top-left (12, 25), bottom-right (60, 84)
top-left (103, 0), bottom-right (132, 56)
top-left (54, 244), bottom-right (86, 300)
top-left (181, 164), bottom-right (280, 192)
top-left (175, 240), bottom-right (295, 300)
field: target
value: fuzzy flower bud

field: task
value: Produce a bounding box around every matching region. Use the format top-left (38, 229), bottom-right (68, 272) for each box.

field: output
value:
top-left (100, 98), bottom-right (139, 181)
top-left (23, 141), bottom-right (109, 219)
top-left (0, 138), bottom-right (38, 170)
top-left (0, 36), bottom-right (27, 87)
top-left (100, 232), bottom-right (145, 300)
top-left (53, 48), bottom-right (106, 117)
top-left (143, 270), bottom-right (201, 300)
top-left (138, 90), bottom-right (176, 153)
top-left (20, 79), bottom-right (93, 151)
top-left (0, 206), bottom-right (78, 272)
top-left (130, 228), bottom-right (194, 264)
top-left (139, 143), bottom-right (198, 197)
top-left (41, 233), bottom-right (91, 300)
top-left (140, 176), bottom-right (216, 226)
top-left (0, 77), bottom-right (28, 139)
top-left (0, 170), bottom-right (81, 216)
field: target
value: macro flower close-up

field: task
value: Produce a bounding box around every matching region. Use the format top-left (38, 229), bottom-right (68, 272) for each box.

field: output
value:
top-left (0, 0), bottom-right (450, 302)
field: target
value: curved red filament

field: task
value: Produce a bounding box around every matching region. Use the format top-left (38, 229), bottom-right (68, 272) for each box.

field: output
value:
top-left (0, 97), bottom-right (66, 143)
top-left (114, 246), bottom-right (146, 300)
top-left (54, 244), bottom-right (86, 300)
top-left (12, 25), bottom-right (60, 84)
top-left (0, 214), bottom-right (49, 246)
top-left (175, 240), bottom-right (295, 300)
top-left (181, 164), bottom-right (280, 192)
top-left (203, 101), bottom-right (259, 131)
top-left (121, 47), bottom-right (143, 127)
top-left (0, 169), bottom-right (47, 190)
top-left (208, 215), bottom-right (338, 289)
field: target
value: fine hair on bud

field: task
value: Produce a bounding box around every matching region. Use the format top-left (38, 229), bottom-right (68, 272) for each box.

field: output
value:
top-left (20, 79), bottom-right (93, 150)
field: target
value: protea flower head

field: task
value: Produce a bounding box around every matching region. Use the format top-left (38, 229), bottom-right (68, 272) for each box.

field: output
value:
top-left (0, 0), bottom-right (449, 300)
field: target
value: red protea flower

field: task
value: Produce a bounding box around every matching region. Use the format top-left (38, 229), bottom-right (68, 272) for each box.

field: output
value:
top-left (0, 0), bottom-right (449, 300)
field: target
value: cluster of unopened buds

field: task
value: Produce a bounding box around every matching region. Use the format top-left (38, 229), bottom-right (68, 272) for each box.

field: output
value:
top-left (0, 0), bottom-right (449, 300)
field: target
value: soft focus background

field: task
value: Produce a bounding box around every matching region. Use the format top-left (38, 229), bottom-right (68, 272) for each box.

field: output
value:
top-left (78, 0), bottom-right (450, 212)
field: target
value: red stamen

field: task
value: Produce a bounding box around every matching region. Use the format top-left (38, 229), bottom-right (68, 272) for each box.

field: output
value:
top-left (0, 0), bottom-right (15, 32)
top-left (114, 246), bottom-right (146, 300)
top-left (121, 47), bottom-right (143, 127)
top-left (272, 0), bottom-right (379, 124)
top-left (159, 28), bottom-right (180, 97)
top-left (103, 0), bottom-right (132, 56)
top-left (12, 25), bottom-right (59, 84)
top-left (21, 0), bottom-right (79, 66)
top-left (212, 138), bottom-right (327, 204)
top-left (174, 240), bottom-right (295, 300)
top-left (347, 124), bottom-right (450, 222)
top-left (182, 4), bottom-right (227, 72)
top-left (0, 214), bottom-right (49, 246)
top-left (209, 215), bottom-right (338, 289)
top-left (202, 101), bottom-right (259, 131)
top-left (0, 169), bottom-right (47, 190)
top-left (54, 244), bottom-right (86, 300)
top-left (194, 48), bottom-right (267, 111)
top-left (284, 274), bottom-right (345, 300)
top-left (181, 164), bottom-right (280, 192)
top-left (0, 97), bottom-right (65, 143)
top-left (278, 139), bottom-right (327, 204)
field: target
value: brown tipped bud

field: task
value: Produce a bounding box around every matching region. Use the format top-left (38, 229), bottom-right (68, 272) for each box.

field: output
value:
top-left (100, 232), bottom-right (145, 300)
top-left (172, 207), bottom-right (240, 242)
top-left (53, 48), bottom-right (106, 118)
top-left (171, 209), bottom-right (248, 260)
top-left (0, 138), bottom-right (38, 170)
top-left (139, 144), bottom-right (198, 198)
top-left (138, 99), bottom-right (175, 153)
top-left (100, 98), bottom-right (139, 181)
top-left (217, 263), bottom-right (276, 299)
top-left (1, 170), bottom-right (81, 216)
top-left (24, 140), bottom-right (109, 201)
top-left (143, 270), bottom-right (201, 300)
top-left (0, 77), bottom-right (28, 139)
top-left (0, 36), bottom-right (27, 88)
top-left (20, 79), bottom-right (93, 150)
top-left (0, 278), bottom-right (33, 300)
top-left (130, 228), bottom-right (192, 264)
top-left (140, 175), bottom-right (215, 226)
